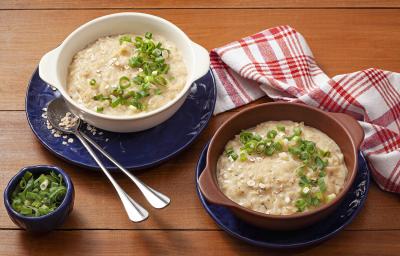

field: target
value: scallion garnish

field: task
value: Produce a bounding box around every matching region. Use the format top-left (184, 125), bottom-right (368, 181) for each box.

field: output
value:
top-left (277, 125), bottom-right (286, 132)
top-left (119, 35), bottom-right (132, 45)
top-left (93, 94), bottom-right (109, 101)
top-left (225, 148), bottom-right (238, 161)
top-left (119, 76), bottom-right (131, 89)
top-left (89, 79), bottom-right (96, 86)
top-left (267, 130), bottom-right (277, 139)
top-left (95, 32), bottom-right (170, 111)
top-left (10, 171), bottom-right (67, 217)
top-left (145, 32), bottom-right (153, 39)
top-left (228, 124), bottom-right (333, 212)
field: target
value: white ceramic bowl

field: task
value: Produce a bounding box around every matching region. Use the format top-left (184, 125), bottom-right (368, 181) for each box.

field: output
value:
top-left (39, 12), bottom-right (210, 132)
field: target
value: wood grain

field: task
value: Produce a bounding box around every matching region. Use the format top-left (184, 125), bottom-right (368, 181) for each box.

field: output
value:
top-left (1, 2), bottom-right (400, 255)
top-left (0, 230), bottom-right (399, 256)
top-left (1, 111), bottom-right (400, 231)
top-left (1, 0), bottom-right (400, 9)
top-left (1, 9), bottom-right (400, 110)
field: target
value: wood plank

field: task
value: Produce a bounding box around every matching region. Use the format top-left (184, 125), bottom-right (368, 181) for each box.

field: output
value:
top-left (1, 111), bottom-right (400, 230)
top-left (1, 9), bottom-right (400, 110)
top-left (0, 229), bottom-right (399, 255)
top-left (1, 0), bottom-right (400, 9)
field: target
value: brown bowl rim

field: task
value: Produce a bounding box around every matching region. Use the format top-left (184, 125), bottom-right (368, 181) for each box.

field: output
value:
top-left (205, 102), bottom-right (360, 220)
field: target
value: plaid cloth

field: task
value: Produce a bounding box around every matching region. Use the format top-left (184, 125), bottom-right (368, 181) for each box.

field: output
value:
top-left (210, 25), bottom-right (400, 193)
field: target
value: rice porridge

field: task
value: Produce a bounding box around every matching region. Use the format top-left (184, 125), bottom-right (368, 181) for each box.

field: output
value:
top-left (67, 32), bottom-right (187, 116)
top-left (217, 121), bottom-right (348, 215)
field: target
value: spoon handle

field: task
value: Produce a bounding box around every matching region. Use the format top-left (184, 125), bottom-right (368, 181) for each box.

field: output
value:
top-left (75, 131), bottom-right (149, 222)
top-left (80, 132), bottom-right (171, 209)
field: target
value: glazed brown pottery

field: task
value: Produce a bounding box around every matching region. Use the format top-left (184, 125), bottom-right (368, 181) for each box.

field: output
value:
top-left (199, 102), bottom-right (364, 230)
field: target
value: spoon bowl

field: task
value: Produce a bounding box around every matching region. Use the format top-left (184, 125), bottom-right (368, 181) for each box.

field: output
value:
top-left (47, 97), bottom-right (80, 134)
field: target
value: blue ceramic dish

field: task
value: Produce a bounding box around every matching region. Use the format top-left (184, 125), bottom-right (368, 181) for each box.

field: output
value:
top-left (195, 143), bottom-right (370, 249)
top-left (25, 69), bottom-right (216, 171)
top-left (4, 165), bottom-right (74, 233)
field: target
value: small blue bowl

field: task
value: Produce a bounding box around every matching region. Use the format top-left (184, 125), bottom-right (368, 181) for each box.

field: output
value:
top-left (4, 165), bottom-right (74, 233)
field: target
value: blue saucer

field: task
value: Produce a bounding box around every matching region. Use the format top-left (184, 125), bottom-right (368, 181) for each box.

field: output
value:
top-left (26, 69), bottom-right (216, 171)
top-left (196, 143), bottom-right (370, 249)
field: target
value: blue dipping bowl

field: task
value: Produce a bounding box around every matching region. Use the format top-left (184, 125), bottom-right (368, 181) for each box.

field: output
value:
top-left (3, 165), bottom-right (74, 233)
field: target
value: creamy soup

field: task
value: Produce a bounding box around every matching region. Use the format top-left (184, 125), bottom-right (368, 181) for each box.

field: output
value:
top-left (217, 121), bottom-right (348, 215)
top-left (67, 32), bottom-right (187, 116)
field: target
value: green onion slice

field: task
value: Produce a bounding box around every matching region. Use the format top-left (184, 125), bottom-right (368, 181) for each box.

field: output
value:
top-left (119, 76), bottom-right (131, 89)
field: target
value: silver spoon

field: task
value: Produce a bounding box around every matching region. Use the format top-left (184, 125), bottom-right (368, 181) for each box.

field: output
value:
top-left (48, 98), bottom-right (171, 208)
top-left (46, 98), bottom-right (152, 222)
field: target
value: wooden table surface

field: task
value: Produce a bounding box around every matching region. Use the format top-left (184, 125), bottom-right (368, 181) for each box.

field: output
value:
top-left (1, 1), bottom-right (400, 255)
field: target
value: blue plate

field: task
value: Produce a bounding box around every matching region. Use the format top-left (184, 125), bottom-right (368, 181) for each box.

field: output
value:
top-left (26, 68), bottom-right (216, 171)
top-left (196, 143), bottom-right (370, 249)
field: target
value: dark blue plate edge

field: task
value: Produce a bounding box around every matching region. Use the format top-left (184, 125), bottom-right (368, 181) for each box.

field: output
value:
top-left (25, 67), bottom-right (217, 171)
top-left (195, 142), bottom-right (370, 249)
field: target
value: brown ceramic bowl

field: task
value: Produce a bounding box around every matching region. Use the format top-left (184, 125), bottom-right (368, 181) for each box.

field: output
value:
top-left (199, 102), bottom-right (364, 230)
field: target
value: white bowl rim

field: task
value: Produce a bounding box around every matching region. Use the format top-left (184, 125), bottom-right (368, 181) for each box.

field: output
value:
top-left (55, 12), bottom-right (205, 121)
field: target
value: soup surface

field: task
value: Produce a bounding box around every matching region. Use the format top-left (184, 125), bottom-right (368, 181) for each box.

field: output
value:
top-left (217, 121), bottom-right (348, 215)
top-left (67, 32), bottom-right (187, 116)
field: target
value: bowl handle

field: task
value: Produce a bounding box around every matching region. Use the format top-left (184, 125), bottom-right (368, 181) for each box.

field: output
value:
top-left (191, 41), bottom-right (210, 81)
top-left (330, 112), bottom-right (365, 149)
top-left (39, 47), bottom-right (61, 90)
top-left (198, 164), bottom-right (235, 207)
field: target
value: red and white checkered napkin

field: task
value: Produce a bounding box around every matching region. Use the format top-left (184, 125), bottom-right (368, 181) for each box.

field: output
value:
top-left (210, 25), bottom-right (400, 193)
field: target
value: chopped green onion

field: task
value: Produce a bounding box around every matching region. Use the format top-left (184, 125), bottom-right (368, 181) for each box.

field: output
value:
top-left (93, 94), bottom-right (109, 101)
top-left (267, 130), bottom-right (277, 139)
top-left (111, 97), bottom-right (122, 108)
top-left (96, 106), bottom-right (104, 113)
top-left (255, 141), bottom-right (267, 154)
top-left (119, 76), bottom-right (131, 89)
top-left (97, 32), bottom-right (171, 111)
top-left (299, 175), bottom-right (311, 187)
top-left (318, 178), bottom-right (327, 192)
top-left (239, 131), bottom-right (254, 144)
top-left (10, 171), bottom-right (66, 217)
top-left (89, 79), bottom-right (96, 86)
top-left (239, 151), bottom-right (248, 161)
top-left (252, 134), bottom-right (262, 141)
top-left (40, 179), bottom-right (49, 190)
top-left (128, 56), bottom-right (143, 68)
top-left (264, 145), bottom-right (275, 156)
top-left (23, 171), bottom-right (32, 181)
top-left (272, 141), bottom-right (283, 151)
top-left (293, 127), bottom-right (302, 136)
top-left (19, 179), bottom-right (26, 189)
top-left (277, 125), bottom-right (286, 132)
top-left (315, 156), bottom-right (328, 170)
top-left (225, 148), bottom-right (238, 161)
top-left (119, 35), bottom-right (132, 45)
top-left (145, 32), bottom-right (153, 39)
top-left (242, 140), bottom-right (258, 154)
top-left (154, 76), bottom-right (167, 86)
top-left (295, 199), bottom-right (307, 212)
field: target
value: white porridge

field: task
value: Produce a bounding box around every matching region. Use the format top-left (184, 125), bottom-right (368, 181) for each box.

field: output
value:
top-left (67, 32), bottom-right (187, 116)
top-left (217, 121), bottom-right (348, 215)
